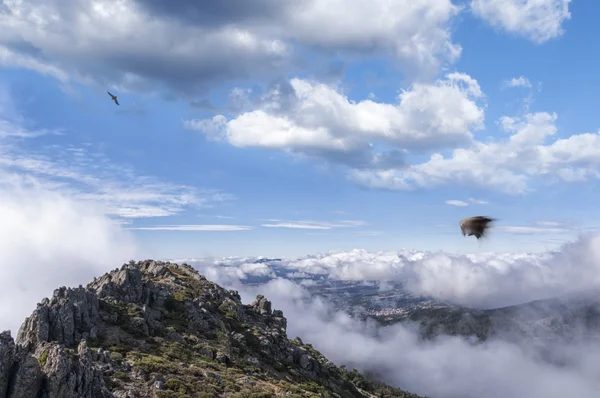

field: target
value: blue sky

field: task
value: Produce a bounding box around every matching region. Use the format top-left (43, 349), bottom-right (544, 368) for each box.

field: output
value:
top-left (1, 0), bottom-right (598, 258)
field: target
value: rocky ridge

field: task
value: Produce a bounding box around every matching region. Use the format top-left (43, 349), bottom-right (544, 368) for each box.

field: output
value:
top-left (0, 260), bottom-right (423, 398)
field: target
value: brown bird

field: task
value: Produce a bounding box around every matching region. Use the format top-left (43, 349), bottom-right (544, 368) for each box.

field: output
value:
top-left (459, 216), bottom-right (495, 240)
top-left (107, 91), bottom-right (119, 106)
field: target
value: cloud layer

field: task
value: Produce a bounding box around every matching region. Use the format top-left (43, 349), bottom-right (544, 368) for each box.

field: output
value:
top-left (188, 233), bottom-right (600, 398)
top-left (248, 280), bottom-right (600, 398)
top-left (190, 231), bottom-right (600, 309)
top-left (0, 0), bottom-right (464, 95)
top-left (0, 178), bottom-right (138, 335)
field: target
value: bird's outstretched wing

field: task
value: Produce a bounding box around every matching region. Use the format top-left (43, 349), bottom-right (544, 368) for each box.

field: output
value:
top-left (114, 98), bottom-right (119, 105)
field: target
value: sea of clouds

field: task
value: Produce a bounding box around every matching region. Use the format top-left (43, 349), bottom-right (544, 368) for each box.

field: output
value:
top-left (2, 180), bottom-right (600, 397)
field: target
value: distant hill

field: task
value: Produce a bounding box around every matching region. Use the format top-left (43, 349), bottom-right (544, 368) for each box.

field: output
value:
top-left (0, 260), bottom-right (424, 398)
top-left (374, 293), bottom-right (600, 345)
top-left (268, 277), bottom-right (600, 348)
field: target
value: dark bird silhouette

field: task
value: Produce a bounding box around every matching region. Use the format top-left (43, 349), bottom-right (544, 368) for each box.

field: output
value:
top-left (460, 216), bottom-right (495, 240)
top-left (107, 91), bottom-right (119, 106)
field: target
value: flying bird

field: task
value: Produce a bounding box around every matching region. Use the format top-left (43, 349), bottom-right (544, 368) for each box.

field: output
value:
top-left (107, 91), bottom-right (119, 106)
top-left (459, 216), bottom-right (495, 240)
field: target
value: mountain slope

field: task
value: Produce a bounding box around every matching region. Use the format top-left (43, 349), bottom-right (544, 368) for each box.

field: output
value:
top-left (375, 294), bottom-right (600, 344)
top-left (0, 260), bottom-right (424, 398)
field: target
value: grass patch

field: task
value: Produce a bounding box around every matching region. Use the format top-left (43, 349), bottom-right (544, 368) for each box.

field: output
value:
top-left (38, 349), bottom-right (49, 367)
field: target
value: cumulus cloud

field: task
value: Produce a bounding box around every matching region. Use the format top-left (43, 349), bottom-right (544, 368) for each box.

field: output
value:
top-left (351, 112), bottom-right (600, 193)
top-left (186, 73), bottom-right (485, 168)
top-left (0, 0), bottom-right (462, 96)
top-left (471, 0), bottom-right (572, 44)
top-left (189, 76), bottom-right (600, 194)
top-left (189, 236), bottom-right (600, 398)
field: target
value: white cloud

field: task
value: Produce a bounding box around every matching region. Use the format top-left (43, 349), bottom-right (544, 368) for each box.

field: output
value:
top-left (0, 0), bottom-right (462, 95)
top-left (471, 0), bottom-right (572, 44)
top-left (261, 219), bottom-right (367, 230)
top-left (351, 112), bottom-right (600, 193)
top-left (127, 224), bottom-right (252, 231)
top-left (252, 281), bottom-right (600, 398)
top-left (468, 197), bottom-right (488, 204)
top-left (503, 76), bottom-right (532, 88)
top-left (446, 200), bottom-right (469, 206)
top-left (444, 197), bottom-right (489, 206)
top-left (190, 231), bottom-right (600, 309)
top-left (189, 236), bottom-right (600, 398)
top-left (0, 179), bottom-right (138, 335)
top-left (186, 73), bottom-right (485, 168)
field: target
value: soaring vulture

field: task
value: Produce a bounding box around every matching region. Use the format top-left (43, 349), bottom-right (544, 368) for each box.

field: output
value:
top-left (460, 216), bottom-right (495, 240)
top-left (107, 91), bottom-right (119, 105)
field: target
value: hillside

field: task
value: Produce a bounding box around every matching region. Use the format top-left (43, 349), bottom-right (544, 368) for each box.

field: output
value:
top-left (375, 294), bottom-right (600, 344)
top-left (0, 260), bottom-right (424, 398)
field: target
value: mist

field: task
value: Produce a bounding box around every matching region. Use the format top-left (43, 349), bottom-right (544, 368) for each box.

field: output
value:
top-left (2, 172), bottom-right (600, 397)
top-left (190, 238), bottom-right (600, 398)
top-left (0, 175), bottom-right (138, 335)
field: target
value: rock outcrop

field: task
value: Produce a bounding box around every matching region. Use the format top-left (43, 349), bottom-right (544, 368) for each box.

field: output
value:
top-left (0, 260), bottom-right (423, 398)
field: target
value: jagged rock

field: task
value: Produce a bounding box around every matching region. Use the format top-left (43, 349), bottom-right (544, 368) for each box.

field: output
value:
top-left (0, 331), bottom-right (14, 396)
top-left (252, 294), bottom-right (272, 315)
top-left (0, 260), bottom-right (423, 398)
top-left (9, 346), bottom-right (44, 398)
top-left (16, 287), bottom-right (100, 350)
top-left (34, 339), bottom-right (111, 398)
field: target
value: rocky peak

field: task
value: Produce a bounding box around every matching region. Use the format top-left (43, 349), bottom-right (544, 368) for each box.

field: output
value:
top-left (0, 260), bottom-right (423, 398)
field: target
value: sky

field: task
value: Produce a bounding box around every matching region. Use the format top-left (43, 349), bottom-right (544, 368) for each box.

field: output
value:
top-left (4, 2), bottom-right (600, 395)
top-left (1, 0), bottom-right (600, 259)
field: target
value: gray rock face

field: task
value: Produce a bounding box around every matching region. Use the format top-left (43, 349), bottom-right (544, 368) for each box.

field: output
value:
top-left (0, 331), bottom-right (15, 397)
top-left (0, 330), bottom-right (111, 398)
top-left (17, 287), bottom-right (100, 350)
top-left (251, 294), bottom-right (272, 315)
top-left (0, 260), bottom-right (422, 398)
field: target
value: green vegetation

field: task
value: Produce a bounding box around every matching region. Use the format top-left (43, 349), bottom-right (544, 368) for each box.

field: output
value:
top-left (339, 367), bottom-right (423, 398)
top-left (113, 371), bottom-right (130, 381)
top-left (38, 349), bottom-right (49, 367)
top-left (77, 261), bottom-right (425, 398)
